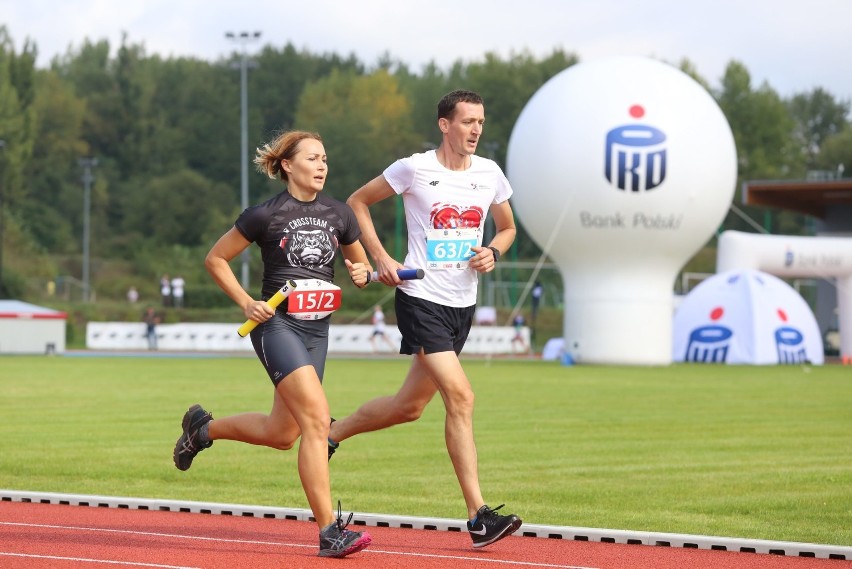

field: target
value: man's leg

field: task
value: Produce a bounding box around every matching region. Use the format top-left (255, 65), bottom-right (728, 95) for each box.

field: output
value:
top-left (416, 351), bottom-right (485, 519)
top-left (329, 359), bottom-right (437, 443)
top-left (418, 352), bottom-right (523, 547)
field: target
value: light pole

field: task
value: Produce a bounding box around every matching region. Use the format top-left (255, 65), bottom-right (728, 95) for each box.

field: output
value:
top-left (78, 157), bottom-right (97, 302)
top-left (225, 30), bottom-right (261, 290)
top-left (0, 140), bottom-right (5, 298)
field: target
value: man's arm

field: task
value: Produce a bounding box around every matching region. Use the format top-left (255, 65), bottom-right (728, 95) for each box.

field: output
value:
top-left (470, 200), bottom-right (517, 274)
top-left (346, 175), bottom-right (405, 285)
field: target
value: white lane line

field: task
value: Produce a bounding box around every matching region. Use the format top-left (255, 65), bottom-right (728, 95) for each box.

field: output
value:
top-left (363, 548), bottom-right (599, 568)
top-left (0, 521), bottom-right (312, 549)
top-left (0, 521), bottom-right (598, 569)
top-left (0, 551), bottom-right (198, 568)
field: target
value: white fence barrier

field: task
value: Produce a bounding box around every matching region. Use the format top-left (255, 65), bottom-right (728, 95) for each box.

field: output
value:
top-left (86, 322), bottom-right (531, 355)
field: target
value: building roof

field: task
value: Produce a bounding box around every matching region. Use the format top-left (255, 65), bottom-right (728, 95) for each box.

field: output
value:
top-left (742, 179), bottom-right (852, 218)
top-left (0, 300), bottom-right (67, 319)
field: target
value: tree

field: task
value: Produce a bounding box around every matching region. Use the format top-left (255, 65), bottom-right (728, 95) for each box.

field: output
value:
top-left (716, 61), bottom-right (807, 234)
top-left (295, 69), bottom-right (418, 199)
top-left (717, 60), bottom-right (803, 180)
top-left (0, 27), bottom-right (36, 205)
top-left (816, 129), bottom-right (852, 175)
top-left (788, 87), bottom-right (850, 169)
top-left (120, 168), bottom-right (233, 248)
top-left (677, 57), bottom-right (712, 91)
top-left (3, 23), bottom-right (848, 301)
top-left (21, 69), bottom-right (88, 253)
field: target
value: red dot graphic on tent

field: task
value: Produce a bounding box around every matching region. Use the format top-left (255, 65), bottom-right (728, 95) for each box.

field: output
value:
top-left (629, 104), bottom-right (644, 118)
top-left (710, 307), bottom-right (724, 321)
top-left (777, 308), bottom-right (788, 322)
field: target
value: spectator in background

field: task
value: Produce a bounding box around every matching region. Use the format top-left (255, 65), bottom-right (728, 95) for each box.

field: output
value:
top-left (511, 312), bottom-right (530, 354)
top-left (369, 304), bottom-right (395, 352)
top-left (530, 280), bottom-right (543, 325)
top-left (127, 286), bottom-right (139, 304)
top-left (171, 275), bottom-right (186, 308)
top-left (160, 274), bottom-right (171, 307)
top-left (143, 307), bottom-right (159, 350)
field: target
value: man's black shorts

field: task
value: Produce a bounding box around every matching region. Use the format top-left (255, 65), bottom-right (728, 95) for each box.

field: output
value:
top-left (395, 289), bottom-right (475, 355)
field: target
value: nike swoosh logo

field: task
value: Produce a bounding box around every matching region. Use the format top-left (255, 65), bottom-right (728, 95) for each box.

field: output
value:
top-left (469, 527), bottom-right (488, 535)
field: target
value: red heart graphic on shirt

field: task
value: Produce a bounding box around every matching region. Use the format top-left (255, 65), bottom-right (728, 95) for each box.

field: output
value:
top-left (459, 209), bottom-right (482, 227)
top-left (431, 204), bottom-right (483, 229)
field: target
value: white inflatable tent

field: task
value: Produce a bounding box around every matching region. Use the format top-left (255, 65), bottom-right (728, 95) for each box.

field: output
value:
top-left (673, 269), bottom-right (823, 365)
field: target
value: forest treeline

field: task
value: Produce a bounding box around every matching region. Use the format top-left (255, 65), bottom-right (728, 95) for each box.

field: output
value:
top-left (0, 26), bottom-right (849, 303)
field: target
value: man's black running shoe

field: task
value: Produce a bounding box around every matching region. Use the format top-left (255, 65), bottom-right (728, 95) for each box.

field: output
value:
top-left (173, 404), bottom-right (213, 471)
top-left (318, 502), bottom-right (372, 557)
top-left (467, 504), bottom-right (522, 548)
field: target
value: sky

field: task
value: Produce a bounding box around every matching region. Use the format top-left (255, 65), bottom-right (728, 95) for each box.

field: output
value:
top-left (2, 0), bottom-right (852, 103)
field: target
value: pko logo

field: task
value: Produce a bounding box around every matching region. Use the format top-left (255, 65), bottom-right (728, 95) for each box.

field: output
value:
top-left (775, 326), bottom-right (806, 364)
top-left (684, 325), bottom-right (732, 363)
top-left (604, 124), bottom-right (667, 192)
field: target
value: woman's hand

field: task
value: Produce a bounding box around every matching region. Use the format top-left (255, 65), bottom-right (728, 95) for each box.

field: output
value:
top-left (345, 258), bottom-right (373, 289)
top-left (243, 298), bottom-right (276, 323)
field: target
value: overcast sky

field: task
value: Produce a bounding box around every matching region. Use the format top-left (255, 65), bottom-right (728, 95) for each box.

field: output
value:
top-left (3, 0), bottom-right (851, 102)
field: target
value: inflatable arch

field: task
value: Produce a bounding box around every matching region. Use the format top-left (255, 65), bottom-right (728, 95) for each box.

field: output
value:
top-left (716, 230), bottom-right (852, 359)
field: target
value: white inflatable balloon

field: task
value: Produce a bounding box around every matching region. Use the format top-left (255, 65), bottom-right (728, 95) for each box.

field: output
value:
top-left (508, 56), bottom-right (737, 364)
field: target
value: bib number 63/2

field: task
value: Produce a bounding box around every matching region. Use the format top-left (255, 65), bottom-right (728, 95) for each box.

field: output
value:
top-left (426, 228), bottom-right (481, 270)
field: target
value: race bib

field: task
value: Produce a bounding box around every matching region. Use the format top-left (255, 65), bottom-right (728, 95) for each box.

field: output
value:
top-left (286, 279), bottom-right (342, 320)
top-left (425, 228), bottom-right (481, 270)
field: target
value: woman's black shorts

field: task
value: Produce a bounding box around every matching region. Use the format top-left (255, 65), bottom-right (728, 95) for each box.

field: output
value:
top-left (249, 311), bottom-right (329, 386)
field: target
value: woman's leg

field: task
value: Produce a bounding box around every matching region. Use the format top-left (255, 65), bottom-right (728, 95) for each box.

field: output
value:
top-left (274, 365), bottom-right (333, 528)
top-left (206, 388), bottom-right (301, 450)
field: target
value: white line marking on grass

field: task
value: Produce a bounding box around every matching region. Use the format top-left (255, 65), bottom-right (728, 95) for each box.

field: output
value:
top-left (0, 551), bottom-right (198, 568)
top-left (1, 522), bottom-right (597, 569)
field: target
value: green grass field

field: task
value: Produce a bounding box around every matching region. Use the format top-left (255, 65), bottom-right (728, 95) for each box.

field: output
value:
top-left (0, 355), bottom-right (849, 547)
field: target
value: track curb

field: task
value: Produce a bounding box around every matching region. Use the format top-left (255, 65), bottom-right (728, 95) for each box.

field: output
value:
top-left (3, 490), bottom-right (849, 560)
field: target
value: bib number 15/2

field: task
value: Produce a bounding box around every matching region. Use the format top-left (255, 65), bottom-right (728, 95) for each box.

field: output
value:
top-left (287, 279), bottom-right (342, 320)
top-left (289, 289), bottom-right (339, 312)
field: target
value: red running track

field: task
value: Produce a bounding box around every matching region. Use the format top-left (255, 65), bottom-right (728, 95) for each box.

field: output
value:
top-left (0, 501), bottom-right (849, 569)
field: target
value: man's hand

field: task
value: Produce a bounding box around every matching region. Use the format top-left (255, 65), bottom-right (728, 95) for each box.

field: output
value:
top-left (470, 246), bottom-right (498, 274)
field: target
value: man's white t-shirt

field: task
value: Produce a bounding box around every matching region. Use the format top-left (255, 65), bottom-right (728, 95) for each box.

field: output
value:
top-left (383, 150), bottom-right (513, 307)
